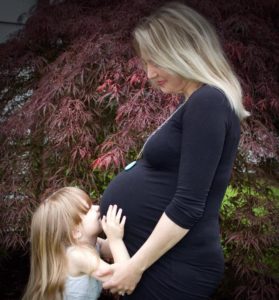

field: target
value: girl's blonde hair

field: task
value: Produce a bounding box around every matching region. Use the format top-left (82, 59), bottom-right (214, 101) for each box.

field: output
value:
top-left (22, 187), bottom-right (92, 300)
top-left (133, 2), bottom-right (250, 120)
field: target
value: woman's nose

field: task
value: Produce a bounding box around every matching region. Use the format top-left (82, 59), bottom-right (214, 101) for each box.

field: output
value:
top-left (146, 63), bottom-right (157, 79)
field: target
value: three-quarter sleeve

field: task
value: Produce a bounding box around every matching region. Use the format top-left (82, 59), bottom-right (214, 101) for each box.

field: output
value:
top-left (165, 91), bottom-right (229, 229)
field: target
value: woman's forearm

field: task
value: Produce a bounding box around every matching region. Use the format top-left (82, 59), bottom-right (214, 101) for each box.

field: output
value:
top-left (131, 213), bottom-right (189, 272)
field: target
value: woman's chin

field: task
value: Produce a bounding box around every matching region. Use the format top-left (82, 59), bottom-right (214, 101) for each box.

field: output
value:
top-left (159, 86), bottom-right (170, 93)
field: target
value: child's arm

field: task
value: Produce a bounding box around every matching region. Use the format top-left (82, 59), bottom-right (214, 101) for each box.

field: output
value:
top-left (97, 237), bottom-right (112, 260)
top-left (101, 204), bottom-right (130, 263)
top-left (66, 246), bottom-right (112, 281)
top-left (67, 205), bottom-right (129, 282)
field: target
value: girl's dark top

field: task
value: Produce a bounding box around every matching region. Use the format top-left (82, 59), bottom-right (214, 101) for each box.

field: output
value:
top-left (100, 85), bottom-right (240, 300)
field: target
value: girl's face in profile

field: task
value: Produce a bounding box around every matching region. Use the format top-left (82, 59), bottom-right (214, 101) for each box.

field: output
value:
top-left (80, 204), bottom-right (102, 238)
top-left (142, 59), bottom-right (188, 95)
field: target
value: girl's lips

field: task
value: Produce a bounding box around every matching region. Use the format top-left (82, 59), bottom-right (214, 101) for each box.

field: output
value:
top-left (157, 80), bottom-right (166, 86)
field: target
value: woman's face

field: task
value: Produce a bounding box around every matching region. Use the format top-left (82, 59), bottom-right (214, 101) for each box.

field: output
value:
top-left (143, 60), bottom-right (188, 95)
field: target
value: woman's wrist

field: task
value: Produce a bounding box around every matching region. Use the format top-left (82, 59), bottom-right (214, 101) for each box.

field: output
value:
top-left (130, 254), bottom-right (146, 274)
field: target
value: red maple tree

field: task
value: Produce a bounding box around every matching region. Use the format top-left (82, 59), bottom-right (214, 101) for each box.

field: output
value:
top-left (0, 0), bottom-right (278, 299)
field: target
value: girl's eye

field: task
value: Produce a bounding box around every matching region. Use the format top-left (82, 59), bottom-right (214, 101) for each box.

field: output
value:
top-left (86, 203), bottom-right (93, 213)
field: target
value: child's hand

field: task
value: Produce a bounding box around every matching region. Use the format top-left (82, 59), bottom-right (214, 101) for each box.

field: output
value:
top-left (101, 205), bottom-right (126, 241)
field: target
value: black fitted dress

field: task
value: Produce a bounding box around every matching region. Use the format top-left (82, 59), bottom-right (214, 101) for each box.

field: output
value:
top-left (100, 85), bottom-right (240, 300)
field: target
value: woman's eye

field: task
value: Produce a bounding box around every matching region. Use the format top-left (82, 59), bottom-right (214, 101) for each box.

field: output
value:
top-left (150, 61), bottom-right (161, 68)
top-left (140, 59), bottom-right (162, 73)
top-left (140, 60), bottom-right (147, 68)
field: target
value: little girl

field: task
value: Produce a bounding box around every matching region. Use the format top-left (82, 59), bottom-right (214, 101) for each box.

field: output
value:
top-left (22, 186), bottom-right (130, 300)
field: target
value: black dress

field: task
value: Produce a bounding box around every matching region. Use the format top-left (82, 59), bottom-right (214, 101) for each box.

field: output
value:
top-left (100, 85), bottom-right (240, 300)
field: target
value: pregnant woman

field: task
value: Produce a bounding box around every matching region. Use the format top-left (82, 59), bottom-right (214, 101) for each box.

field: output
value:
top-left (99, 2), bottom-right (249, 299)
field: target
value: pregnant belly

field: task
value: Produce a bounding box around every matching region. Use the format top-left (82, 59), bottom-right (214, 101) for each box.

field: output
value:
top-left (100, 160), bottom-right (177, 254)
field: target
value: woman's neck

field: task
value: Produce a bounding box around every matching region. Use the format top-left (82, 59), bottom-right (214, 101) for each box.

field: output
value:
top-left (183, 81), bottom-right (204, 99)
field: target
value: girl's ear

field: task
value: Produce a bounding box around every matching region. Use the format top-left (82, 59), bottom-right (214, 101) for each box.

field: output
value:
top-left (72, 227), bottom-right (82, 240)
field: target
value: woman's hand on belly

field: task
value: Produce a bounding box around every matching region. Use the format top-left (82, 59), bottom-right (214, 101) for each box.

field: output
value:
top-left (96, 259), bottom-right (143, 295)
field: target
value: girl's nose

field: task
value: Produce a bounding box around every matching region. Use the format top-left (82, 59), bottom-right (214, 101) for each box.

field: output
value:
top-left (146, 63), bottom-right (157, 79)
top-left (93, 205), bottom-right (100, 211)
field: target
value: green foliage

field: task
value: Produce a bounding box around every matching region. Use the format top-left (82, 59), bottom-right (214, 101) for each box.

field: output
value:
top-left (90, 169), bottom-right (116, 200)
top-left (218, 179), bottom-right (279, 299)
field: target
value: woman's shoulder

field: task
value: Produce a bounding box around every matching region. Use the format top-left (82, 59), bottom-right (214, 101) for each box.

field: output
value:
top-left (178, 84), bottom-right (237, 128)
top-left (188, 84), bottom-right (229, 108)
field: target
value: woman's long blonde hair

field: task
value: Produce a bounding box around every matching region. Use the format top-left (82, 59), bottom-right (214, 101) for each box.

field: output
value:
top-left (22, 187), bottom-right (92, 300)
top-left (133, 2), bottom-right (250, 120)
